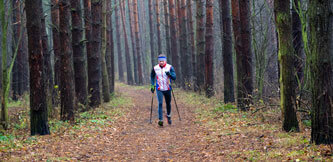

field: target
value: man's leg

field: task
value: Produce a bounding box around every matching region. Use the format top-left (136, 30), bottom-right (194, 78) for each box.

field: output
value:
top-left (157, 90), bottom-right (164, 126)
top-left (164, 90), bottom-right (172, 124)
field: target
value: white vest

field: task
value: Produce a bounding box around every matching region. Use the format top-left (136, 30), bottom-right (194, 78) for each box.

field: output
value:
top-left (154, 64), bottom-right (172, 91)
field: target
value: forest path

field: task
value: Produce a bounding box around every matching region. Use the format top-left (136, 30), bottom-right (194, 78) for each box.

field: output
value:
top-left (4, 84), bottom-right (217, 161)
top-left (104, 84), bottom-right (211, 161)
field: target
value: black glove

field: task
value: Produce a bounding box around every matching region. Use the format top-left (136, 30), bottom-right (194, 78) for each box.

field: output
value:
top-left (165, 71), bottom-right (171, 77)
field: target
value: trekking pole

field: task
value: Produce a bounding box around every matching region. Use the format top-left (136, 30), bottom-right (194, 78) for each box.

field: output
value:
top-left (171, 88), bottom-right (181, 121)
top-left (150, 91), bottom-right (154, 124)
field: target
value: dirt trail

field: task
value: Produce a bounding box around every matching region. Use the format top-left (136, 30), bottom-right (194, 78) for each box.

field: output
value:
top-left (4, 85), bottom-right (217, 161)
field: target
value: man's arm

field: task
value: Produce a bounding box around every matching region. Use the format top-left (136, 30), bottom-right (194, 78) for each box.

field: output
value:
top-left (169, 67), bottom-right (176, 80)
top-left (151, 68), bottom-right (156, 85)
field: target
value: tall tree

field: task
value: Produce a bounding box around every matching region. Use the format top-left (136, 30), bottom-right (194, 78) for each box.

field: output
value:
top-left (59, 0), bottom-right (76, 121)
top-left (155, 0), bottom-right (162, 55)
top-left (195, 0), bottom-right (205, 91)
top-left (114, 0), bottom-right (124, 82)
top-left (26, 0), bottom-right (50, 135)
top-left (309, 0), bottom-right (333, 144)
top-left (51, 0), bottom-right (61, 89)
top-left (127, 0), bottom-right (138, 84)
top-left (179, 0), bottom-right (189, 89)
top-left (101, 0), bottom-right (110, 102)
top-left (119, 0), bottom-right (134, 85)
top-left (148, 0), bottom-right (156, 66)
top-left (219, 0), bottom-right (235, 103)
top-left (12, 0), bottom-right (22, 100)
top-left (205, 0), bottom-right (214, 97)
top-left (163, 0), bottom-right (171, 60)
top-left (106, 0), bottom-right (115, 93)
top-left (71, 0), bottom-right (88, 108)
top-left (168, 0), bottom-right (180, 85)
top-left (274, 0), bottom-right (299, 132)
top-left (133, 0), bottom-right (143, 84)
top-left (88, 0), bottom-right (102, 107)
top-left (187, 0), bottom-right (195, 84)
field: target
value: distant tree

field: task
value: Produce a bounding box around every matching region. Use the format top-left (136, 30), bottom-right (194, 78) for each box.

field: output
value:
top-left (26, 0), bottom-right (50, 135)
top-left (106, 0), bottom-right (115, 93)
top-left (133, 0), bottom-right (143, 84)
top-left (51, 0), bottom-right (61, 89)
top-left (179, 0), bottom-right (190, 89)
top-left (155, 0), bottom-right (162, 55)
top-left (127, 0), bottom-right (138, 84)
top-left (169, 0), bottom-right (180, 85)
top-left (101, 0), bottom-right (110, 102)
top-left (187, 0), bottom-right (195, 85)
top-left (274, 0), bottom-right (299, 132)
top-left (59, 0), bottom-right (76, 121)
top-left (71, 0), bottom-right (88, 108)
top-left (219, 0), bottom-right (235, 103)
top-left (205, 0), bottom-right (214, 97)
top-left (114, 0), bottom-right (124, 82)
top-left (163, 0), bottom-right (171, 60)
top-left (195, 0), bottom-right (205, 92)
top-left (148, 0), bottom-right (156, 66)
top-left (309, 0), bottom-right (333, 144)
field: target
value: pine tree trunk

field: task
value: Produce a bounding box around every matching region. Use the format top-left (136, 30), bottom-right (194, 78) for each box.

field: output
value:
top-left (106, 0), bottom-right (115, 94)
top-left (187, 0), bottom-right (195, 86)
top-left (12, 0), bottom-right (21, 101)
top-left (88, 0), bottom-right (102, 107)
top-left (163, 0), bottom-right (171, 61)
top-left (156, 0), bottom-right (162, 55)
top-left (168, 0), bottom-right (180, 85)
top-left (179, 0), bottom-right (189, 89)
top-left (148, 0), bottom-right (156, 67)
top-left (114, 1), bottom-right (124, 82)
top-left (274, 0), bottom-right (299, 132)
top-left (292, 0), bottom-right (305, 88)
top-left (205, 0), bottom-right (214, 97)
top-left (59, 0), bottom-right (76, 121)
top-left (71, 0), bottom-right (88, 108)
top-left (51, 0), bottom-right (61, 90)
top-left (101, 0), bottom-right (110, 102)
top-left (309, 0), bottom-right (333, 144)
top-left (195, 0), bottom-right (205, 92)
top-left (220, 0), bottom-right (235, 103)
top-left (26, 0), bottom-right (50, 135)
top-left (127, 0), bottom-right (138, 84)
top-left (120, 0), bottom-right (134, 85)
top-left (133, 0), bottom-right (143, 84)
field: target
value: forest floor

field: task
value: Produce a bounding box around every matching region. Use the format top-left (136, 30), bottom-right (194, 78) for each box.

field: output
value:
top-left (0, 83), bottom-right (333, 161)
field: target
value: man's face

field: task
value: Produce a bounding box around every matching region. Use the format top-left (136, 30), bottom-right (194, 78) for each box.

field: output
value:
top-left (159, 60), bottom-right (166, 66)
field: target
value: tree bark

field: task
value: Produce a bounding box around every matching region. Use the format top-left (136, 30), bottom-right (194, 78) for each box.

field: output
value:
top-left (274, 0), bottom-right (299, 132)
top-left (309, 0), bottom-right (333, 144)
top-left (133, 0), bottom-right (143, 84)
top-left (127, 0), bottom-right (138, 84)
top-left (179, 0), bottom-right (189, 89)
top-left (205, 0), bottom-right (214, 97)
top-left (71, 0), bottom-right (88, 108)
top-left (156, 0), bottom-right (162, 55)
top-left (163, 0), bottom-right (171, 61)
top-left (88, 0), bottom-right (102, 107)
top-left (220, 0), bottom-right (235, 103)
top-left (195, 0), bottom-right (205, 92)
top-left (59, 0), bottom-right (76, 121)
top-left (168, 0), bottom-right (180, 85)
top-left (26, 0), bottom-right (50, 135)
top-left (114, 1), bottom-right (124, 82)
top-left (51, 0), bottom-right (61, 95)
top-left (106, 0), bottom-right (115, 93)
top-left (101, 0), bottom-right (110, 102)
top-left (120, 0), bottom-right (134, 85)
top-left (148, 0), bottom-right (156, 67)
top-left (187, 0), bottom-right (195, 86)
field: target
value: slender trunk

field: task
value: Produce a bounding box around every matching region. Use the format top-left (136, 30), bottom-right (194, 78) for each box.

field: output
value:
top-left (309, 0), bottom-right (333, 144)
top-left (128, 0), bottom-right (138, 84)
top-left (163, 0), bottom-right (171, 61)
top-left (120, 0), bottom-right (134, 85)
top-left (106, 0), bottom-right (115, 94)
top-left (195, 0), bottom-right (205, 92)
top-left (274, 0), bottom-right (299, 132)
top-left (26, 0), bottom-right (50, 135)
top-left (187, 0), bottom-right (195, 85)
top-left (168, 0), bottom-right (180, 85)
top-left (220, 0), bottom-right (235, 103)
top-left (148, 0), bottom-right (156, 67)
top-left (133, 0), bottom-right (143, 84)
top-left (179, 0), bottom-right (189, 89)
top-left (205, 0), bottom-right (214, 97)
top-left (101, 0), bottom-right (110, 102)
top-left (12, 0), bottom-right (21, 100)
top-left (114, 1), bottom-right (124, 82)
top-left (59, 0), bottom-right (76, 121)
top-left (71, 0), bottom-right (88, 108)
top-left (88, 0), bottom-right (102, 107)
top-left (156, 0), bottom-right (162, 55)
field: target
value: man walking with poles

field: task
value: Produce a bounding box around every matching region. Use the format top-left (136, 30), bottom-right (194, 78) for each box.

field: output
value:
top-left (150, 54), bottom-right (176, 126)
